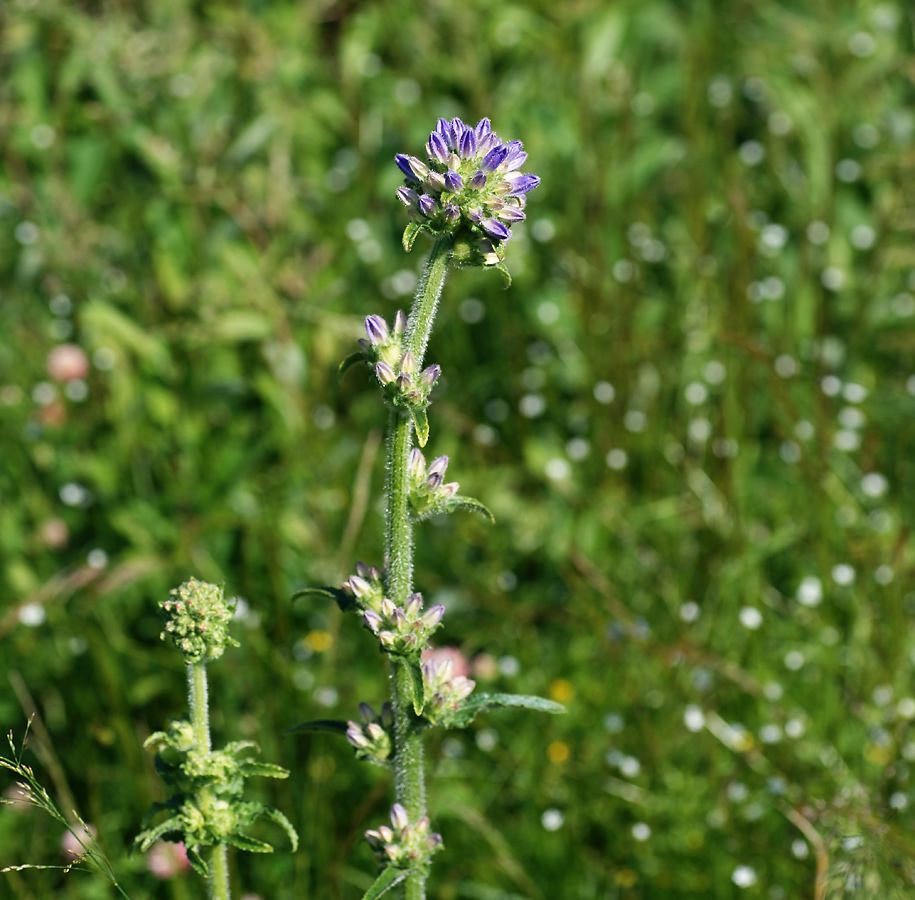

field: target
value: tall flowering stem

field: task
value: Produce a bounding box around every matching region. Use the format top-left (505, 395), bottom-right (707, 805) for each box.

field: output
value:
top-left (385, 237), bottom-right (451, 900)
top-left (329, 118), bottom-right (550, 900)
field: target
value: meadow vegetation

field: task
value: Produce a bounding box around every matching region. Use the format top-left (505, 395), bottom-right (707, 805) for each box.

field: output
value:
top-left (3, 0), bottom-right (915, 897)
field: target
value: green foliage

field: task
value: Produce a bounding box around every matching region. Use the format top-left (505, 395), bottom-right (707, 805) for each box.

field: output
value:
top-left (2, 0), bottom-right (915, 898)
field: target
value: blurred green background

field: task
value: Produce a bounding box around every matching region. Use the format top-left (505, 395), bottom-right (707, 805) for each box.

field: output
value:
top-left (3, 0), bottom-right (915, 897)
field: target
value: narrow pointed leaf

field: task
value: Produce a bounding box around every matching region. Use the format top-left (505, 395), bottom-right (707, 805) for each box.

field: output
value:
top-left (339, 351), bottom-right (367, 381)
top-left (450, 496), bottom-right (495, 524)
top-left (411, 407), bottom-right (430, 447)
top-left (186, 845), bottom-right (208, 877)
top-left (494, 262), bottom-right (512, 288)
top-left (223, 831), bottom-right (273, 853)
top-left (402, 222), bottom-right (422, 252)
top-left (261, 806), bottom-right (299, 851)
top-left (292, 586), bottom-right (358, 613)
top-left (406, 659), bottom-right (425, 715)
top-left (445, 693), bottom-right (565, 728)
top-left (238, 760), bottom-right (290, 779)
top-left (362, 865), bottom-right (409, 900)
top-left (284, 719), bottom-right (349, 736)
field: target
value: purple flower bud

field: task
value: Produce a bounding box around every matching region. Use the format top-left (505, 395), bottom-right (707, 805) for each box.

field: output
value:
top-left (417, 194), bottom-right (438, 217)
top-left (391, 803), bottom-right (409, 831)
top-left (481, 218), bottom-right (511, 241)
top-left (426, 171), bottom-right (446, 191)
top-left (448, 117), bottom-right (466, 148)
top-left (452, 676), bottom-right (475, 701)
top-left (375, 361), bottom-right (395, 384)
top-left (427, 832), bottom-right (443, 849)
top-left (399, 350), bottom-right (417, 373)
top-left (346, 574), bottom-right (372, 597)
top-left (497, 205), bottom-right (526, 222)
top-left (396, 186), bottom-right (419, 208)
top-left (363, 610), bottom-right (383, 632)
top-left (426, 131), bottom-right (449, 164)
top-left (381, 597), bottom-right (396, 617)
top-left (505, 172), bottom-right (541, 195)
top-left (441, 481), bottom-right (459, 498)
top-left (391, 607), bottom-right (408, 629)
top-left (428, 455), bottom-right (449, 477)
top-left (443, 202), bottom-right (460, 224)
top-left (458, 128), bottom-right (476, 158)
top-left (404, 592), bottom-right (422, 617)
top-left (422, 605), bottom-right (446, 629)
top-left (498, 141), bottom-right (528, 172)
top-left (469, 170), bottom-right (488, 190)
top-left (408, 156), bottom-right (430, 180)
top-left (420, 364), bottom-right (441, 387)
top-left (474, 117), bottom-right (492, 140)
top-left (358, 701), bottom-right (376, 722)
top-left (378, 630), bottom-right (396, 647)
top-left (477, 131), bottom-right (499, 156)
top-left (466, 206), bottom-right (483, 224)
top-left (396, 372), bottom-right (412, 391)
top-left (444, 170), bottom-right (463, 192)
top-left (426, 472), bottom-right (443, 490)
top-left (365, 828), bottom-right (382, 846)
top-left (355, 561), bottom-right (371, 578)
top-left (347, 725), bottom-right (369, 749)
top-left (408, 447), bottom-right (426, 479)
top-left (395, 154), bottom-right (416, 180)
top-left (394, 309), bottom-right (407, 336)
top-left (435, 117), bottom-right (450, 137)
top-left (481, 145), bottom-right (509, 173)
top-left (365, 315), bottom-right (389, 345)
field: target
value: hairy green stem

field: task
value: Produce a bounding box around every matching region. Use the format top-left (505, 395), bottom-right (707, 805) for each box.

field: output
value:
top-left (385, 236), bottom-right (451, 900)
top-left (188, 662), bottom-right (231, 900)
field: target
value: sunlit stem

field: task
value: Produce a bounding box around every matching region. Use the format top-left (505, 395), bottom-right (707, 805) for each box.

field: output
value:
top-left (385, 236), bottom-right (451, 900)
top-left (188, 661), bottom-right (231, 900)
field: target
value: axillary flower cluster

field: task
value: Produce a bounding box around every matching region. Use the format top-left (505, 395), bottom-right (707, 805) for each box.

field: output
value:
top-left (396, 117), bottom-right (540, 273)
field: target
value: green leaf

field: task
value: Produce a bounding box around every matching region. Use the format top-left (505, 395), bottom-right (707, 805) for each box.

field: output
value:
top-left (407, 659), bottom-right (425, 715)
top-left (292, 586), bottom-right (358, 614)
top-left (223, 831), bottom-right (273, 853)
top-left (185, 844), bottom-right (208, 877)
top-left (450, 496), bottom-right (495, 524)
top-left (261, 806), bottom-right (299, 852)
top-left (284, 719), bottom-right (350, 736)
top-left (441, 693), bottom-right (566, 728)
top-left (493, 262), bottom-right (512, 288)
top-left (238, 760), bottom-right (290, 779)
top-left (402, 222), bottom-right (422, 252)
top-left (411, 407), bottom-right (430, 447)
top-left (362, 865), bottom-right (409, 900)
top-left (339, 351), bottom-right (367, 381)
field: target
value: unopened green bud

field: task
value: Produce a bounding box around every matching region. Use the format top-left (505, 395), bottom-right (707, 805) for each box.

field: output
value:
top-left (160, 578), bottom-right (239, 664)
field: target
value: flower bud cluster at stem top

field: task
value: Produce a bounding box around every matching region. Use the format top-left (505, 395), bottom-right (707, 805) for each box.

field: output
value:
top-left (421, 656), bottom-right (476, 726)
top-left (359, 312), bottom-right (441, 411)
top-left (365, 804), bottom-right (443, 870)
top-left (159, 578), bottom-right (239, 664)
top-left (395, 117), bottom-right (540, 268)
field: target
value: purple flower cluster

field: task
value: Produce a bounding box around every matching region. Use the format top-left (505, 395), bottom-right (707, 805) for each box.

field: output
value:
top-left (395, 117), bottom-right (540, 263)
top-left (421, 655), bottom-right (476, 726)
top-left (362, 591), bottom-right (445, 657)
top-left (359, 313), bottom-right (441, 409)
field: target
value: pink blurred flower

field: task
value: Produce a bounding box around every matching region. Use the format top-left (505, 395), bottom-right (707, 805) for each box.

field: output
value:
top-left (40, 517), bottom-right (69, 549)
top-left (421, 646), bottom-right (470, 678)
top-left (46, 344), bottom-right (89, 382)
top-left (146, 839), bottom-right (190, 879)
top-left (60, 824), bottom-right (96, 860)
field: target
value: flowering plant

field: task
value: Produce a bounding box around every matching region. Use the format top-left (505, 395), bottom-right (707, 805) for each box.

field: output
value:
top-left (292, 118), bottom-right (562, 900)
